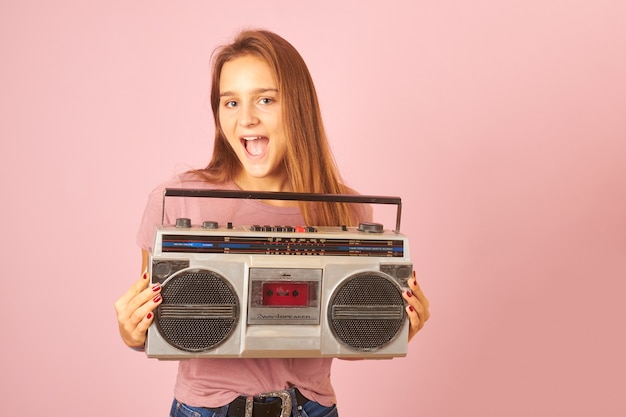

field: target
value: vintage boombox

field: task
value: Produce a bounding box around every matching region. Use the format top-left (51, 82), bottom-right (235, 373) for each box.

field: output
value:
top-left (146, 189), bottom-right (412, 359)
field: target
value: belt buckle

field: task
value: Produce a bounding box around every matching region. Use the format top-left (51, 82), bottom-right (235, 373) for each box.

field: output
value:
top-left (244, 390), bottom-right (292, 417)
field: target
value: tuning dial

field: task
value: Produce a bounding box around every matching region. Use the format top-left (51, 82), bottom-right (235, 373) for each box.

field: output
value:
top-left (175, 218), bottom-right (192, 228)
top-left (202, 221), bottom-right (219, 229)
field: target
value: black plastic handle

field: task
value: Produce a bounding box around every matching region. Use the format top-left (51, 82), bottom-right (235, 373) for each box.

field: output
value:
top-left (162, 188), bottom-right (403, 232)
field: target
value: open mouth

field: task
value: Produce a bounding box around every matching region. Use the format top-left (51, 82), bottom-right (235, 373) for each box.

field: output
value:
top-left (242, 136), bottom-right (269, 157)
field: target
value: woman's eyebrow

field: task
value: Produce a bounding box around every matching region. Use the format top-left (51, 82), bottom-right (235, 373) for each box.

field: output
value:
top-left (219, 87), bottom-right (279, 98)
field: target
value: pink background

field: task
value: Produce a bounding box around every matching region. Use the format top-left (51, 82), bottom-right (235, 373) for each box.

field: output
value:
top-left (1, 1), bottom-right (625, 416)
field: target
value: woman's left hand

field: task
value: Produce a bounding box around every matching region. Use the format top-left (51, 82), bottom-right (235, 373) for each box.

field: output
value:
top-left (402, 271), bottom-right (430, 341)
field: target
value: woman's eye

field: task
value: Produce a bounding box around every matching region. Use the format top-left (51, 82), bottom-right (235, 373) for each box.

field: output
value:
top-left (224, 100), bottom-right (237, 108)
top-left (259, 97), bottom-right (274, 105)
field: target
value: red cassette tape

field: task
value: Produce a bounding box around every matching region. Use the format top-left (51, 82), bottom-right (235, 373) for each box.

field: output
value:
top-left (262, 282), bottom-right (309, 306)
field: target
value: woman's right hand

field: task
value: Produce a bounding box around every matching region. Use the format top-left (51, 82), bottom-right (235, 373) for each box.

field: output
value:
top-left (114, 269), bottom-right (162, 349)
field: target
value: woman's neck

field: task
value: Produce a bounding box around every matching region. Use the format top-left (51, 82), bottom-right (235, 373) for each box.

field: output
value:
top-left (233, 172), bottom-right (298, 207)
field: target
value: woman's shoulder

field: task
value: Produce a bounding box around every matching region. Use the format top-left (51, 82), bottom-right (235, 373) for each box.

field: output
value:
top-left (338, 183), bottom-right (375, 223)
top-left (340, 184), bottom-right (361, 195)
top-left (150, 170), bottom-right (236, 193)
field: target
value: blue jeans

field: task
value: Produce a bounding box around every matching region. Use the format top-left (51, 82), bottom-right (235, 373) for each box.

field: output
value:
top-left (169, 396), bottom-right (338, 417)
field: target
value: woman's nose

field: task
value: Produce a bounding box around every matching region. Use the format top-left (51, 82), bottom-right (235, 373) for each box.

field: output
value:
top-left (238, 103), bottom-right (259, 127)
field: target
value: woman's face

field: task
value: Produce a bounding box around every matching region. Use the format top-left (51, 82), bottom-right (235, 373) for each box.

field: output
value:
top-left (218, 54), bottom-right (289, 191)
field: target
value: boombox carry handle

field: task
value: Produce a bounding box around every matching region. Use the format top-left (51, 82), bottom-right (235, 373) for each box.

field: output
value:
top-left (162, 188), bottom-right (404, 233)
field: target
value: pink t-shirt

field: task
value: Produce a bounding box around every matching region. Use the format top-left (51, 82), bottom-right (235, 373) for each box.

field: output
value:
top-left (136, 172), bottom-right (372, 407)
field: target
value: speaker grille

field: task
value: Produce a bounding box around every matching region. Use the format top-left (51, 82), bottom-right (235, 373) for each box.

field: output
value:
top-left (156, 268), bottom-right (239, 352)
top-left (329, 272), bottom-right (405, 352)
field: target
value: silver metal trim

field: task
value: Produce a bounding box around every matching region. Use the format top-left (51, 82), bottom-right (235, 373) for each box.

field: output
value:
top-left (256, 390), bottom-right (293, 417)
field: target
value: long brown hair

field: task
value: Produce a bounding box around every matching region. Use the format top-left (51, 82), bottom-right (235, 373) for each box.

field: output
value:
top-left (197, 29), bottom-right (358, 226)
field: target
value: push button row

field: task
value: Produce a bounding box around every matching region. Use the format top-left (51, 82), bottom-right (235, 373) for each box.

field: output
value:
top-left (251, 225), bottom-right (318, 233)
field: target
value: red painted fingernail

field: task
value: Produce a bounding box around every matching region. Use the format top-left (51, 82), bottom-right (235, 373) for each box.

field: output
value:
top-left (143, 272), bottom-right (148, 280)
top-left (413, 279), bottom-right (417, 286)
top-left (152, 284), bottom-right (161, 292)
top-left (409, 306), bottom-right (415, 312)
top-left (406, 290), bottom-right (413, 297)
top-left (147, 312), bottom-right (153, 319)
top-left (153, 295), bottom-right (162, 303)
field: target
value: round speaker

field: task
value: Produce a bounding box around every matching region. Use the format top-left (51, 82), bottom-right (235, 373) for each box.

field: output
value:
top-left (328, 271), bottom-right (405, 352)
top-left (156, 268), bottom-right (240, 352)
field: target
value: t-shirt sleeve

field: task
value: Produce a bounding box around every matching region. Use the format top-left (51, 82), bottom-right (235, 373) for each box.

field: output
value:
top-left (136, 185), bottom-right (166, 251)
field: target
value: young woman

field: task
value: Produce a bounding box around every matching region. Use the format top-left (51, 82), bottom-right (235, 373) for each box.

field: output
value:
top-left (115, 29), bottom-right (429, 417)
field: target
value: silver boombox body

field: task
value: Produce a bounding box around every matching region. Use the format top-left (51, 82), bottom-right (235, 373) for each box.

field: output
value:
top-left (146, 189), bottom-right (412, 359)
